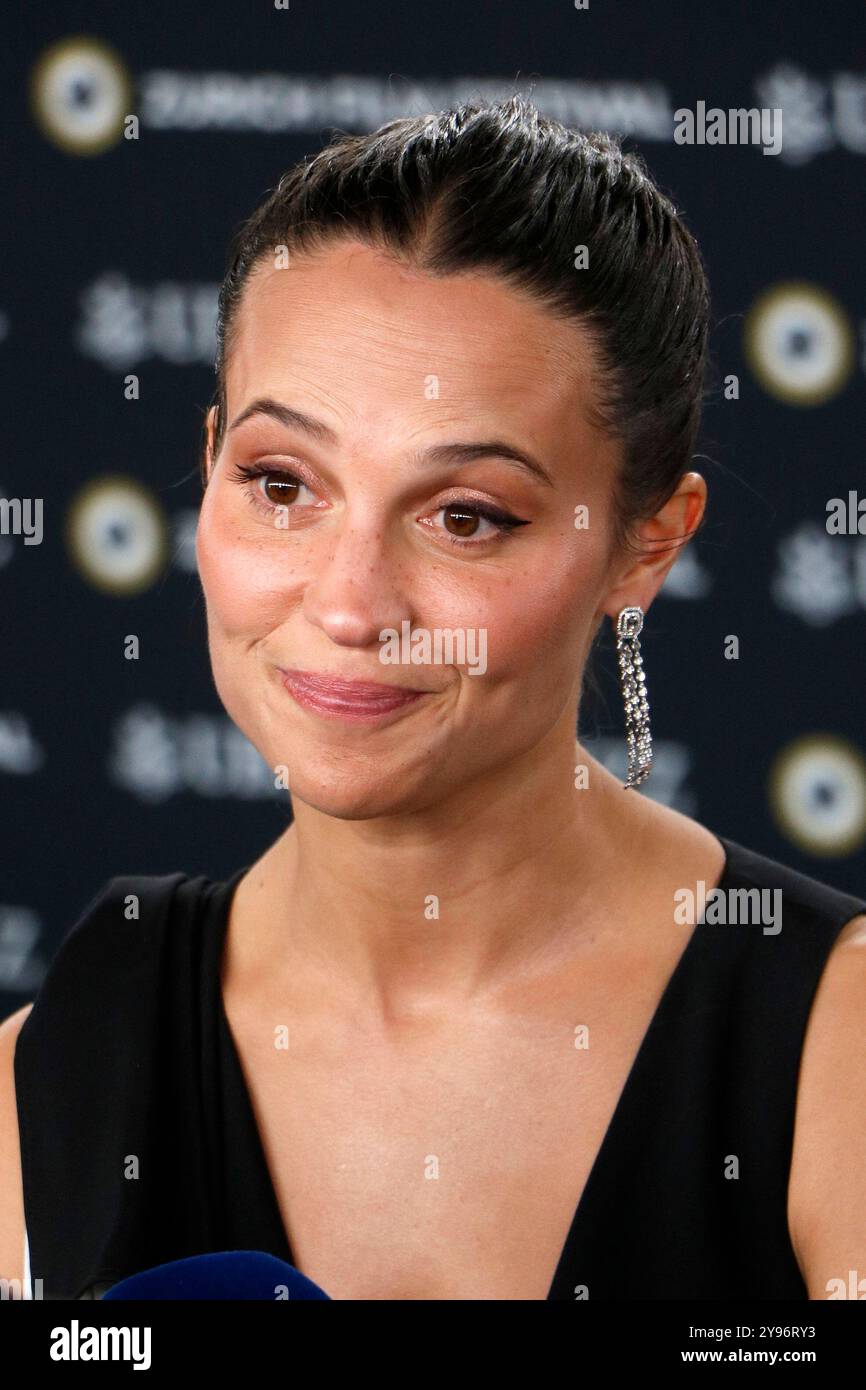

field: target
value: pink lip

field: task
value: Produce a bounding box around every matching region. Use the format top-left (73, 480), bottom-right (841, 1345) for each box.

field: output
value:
top-left (278, 668), bottom-right (427, 722)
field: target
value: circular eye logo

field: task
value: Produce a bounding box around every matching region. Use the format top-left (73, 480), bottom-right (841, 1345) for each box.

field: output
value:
top-left (744, 283), bottom-right (855, 406)
top-left (769, 734), bottom-right (866, 857)
top-left (65, 476), bottom-right (168, 595)
top-left (30, 37), bottom-right (132, 154)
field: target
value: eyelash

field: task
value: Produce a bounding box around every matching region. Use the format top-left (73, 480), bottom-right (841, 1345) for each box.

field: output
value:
top-left (227, 462), bottom-right (530, 547)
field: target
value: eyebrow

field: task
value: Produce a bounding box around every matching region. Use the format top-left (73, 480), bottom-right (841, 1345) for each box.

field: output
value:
top-left (227, 397), bottom-right (554, 487)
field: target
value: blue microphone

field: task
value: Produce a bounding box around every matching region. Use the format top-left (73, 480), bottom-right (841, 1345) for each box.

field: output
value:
top-left (101, 1250), bottom-right (331, 1299)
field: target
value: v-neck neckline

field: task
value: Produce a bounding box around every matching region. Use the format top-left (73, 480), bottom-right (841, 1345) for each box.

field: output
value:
top-left (211, 833), bottom-right (735, 1300)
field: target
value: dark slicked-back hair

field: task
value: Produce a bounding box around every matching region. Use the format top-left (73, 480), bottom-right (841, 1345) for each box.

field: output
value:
top-left (205, 94), bottom-right (711, 560)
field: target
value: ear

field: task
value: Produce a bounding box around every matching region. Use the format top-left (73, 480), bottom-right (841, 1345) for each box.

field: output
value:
top-left (202, 405), bottom-right (218, 487)
top-left (600, 471), bottom-right (707, 622)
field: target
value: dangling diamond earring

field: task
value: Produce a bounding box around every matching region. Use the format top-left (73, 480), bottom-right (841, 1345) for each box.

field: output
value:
top-left (615, 605), bottom-right (653, 789)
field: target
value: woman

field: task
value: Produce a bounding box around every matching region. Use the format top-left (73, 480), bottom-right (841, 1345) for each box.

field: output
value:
top-left (2, 96), bottom-right (865, 1302)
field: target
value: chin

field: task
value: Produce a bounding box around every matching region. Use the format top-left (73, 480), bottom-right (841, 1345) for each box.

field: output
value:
top-left (285, 765), bottom-right (434, 821)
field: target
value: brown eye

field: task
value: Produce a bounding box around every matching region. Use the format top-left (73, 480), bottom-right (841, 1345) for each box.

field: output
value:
top-left (261, 474), bottom-right (300, 506)
top-left (442, 505), bottom-right (480, 538)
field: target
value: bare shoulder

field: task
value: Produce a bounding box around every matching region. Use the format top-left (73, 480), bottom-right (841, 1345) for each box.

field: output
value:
top-left (788, 912), bottom-right (866, 1298)
top-left (626, 792), bottom-right (728, 888)
top-left (0, 1003), bottom-right (35, 1290)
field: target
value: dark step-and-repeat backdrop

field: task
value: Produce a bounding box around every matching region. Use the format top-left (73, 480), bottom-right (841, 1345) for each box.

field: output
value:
top-left (3, 1), bottom-right (865, 1012)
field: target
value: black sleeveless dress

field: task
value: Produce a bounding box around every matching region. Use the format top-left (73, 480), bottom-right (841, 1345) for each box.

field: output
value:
top-left (13, 834), bottom-right (866, 1301)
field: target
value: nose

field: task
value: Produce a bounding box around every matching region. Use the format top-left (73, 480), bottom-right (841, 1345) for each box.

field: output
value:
top-left (301, 513), bottom-right (414, 649)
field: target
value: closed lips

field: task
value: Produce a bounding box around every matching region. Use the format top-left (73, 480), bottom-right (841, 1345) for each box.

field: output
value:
top-left (279, 670), bottom-right (425, 701)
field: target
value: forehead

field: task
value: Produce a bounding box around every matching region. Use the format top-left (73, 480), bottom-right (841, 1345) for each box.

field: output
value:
top-left (225, 238), bottom-right (605, 450)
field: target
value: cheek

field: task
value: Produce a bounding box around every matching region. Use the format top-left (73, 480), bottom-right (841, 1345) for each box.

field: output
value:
top-left (194, 500), bottom-right (283, 749)
top-left (444, 538), bottom-right (603, 685)
top-left (195, 494), bottom-right (302, 636)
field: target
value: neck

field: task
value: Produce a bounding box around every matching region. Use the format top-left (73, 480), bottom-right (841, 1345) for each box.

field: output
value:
top-left (242, 727), bottom-right (654, 1020)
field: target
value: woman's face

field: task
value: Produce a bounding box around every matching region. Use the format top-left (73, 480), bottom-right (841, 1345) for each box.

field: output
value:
top-left (196, 238), bottom-right (637, 819)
